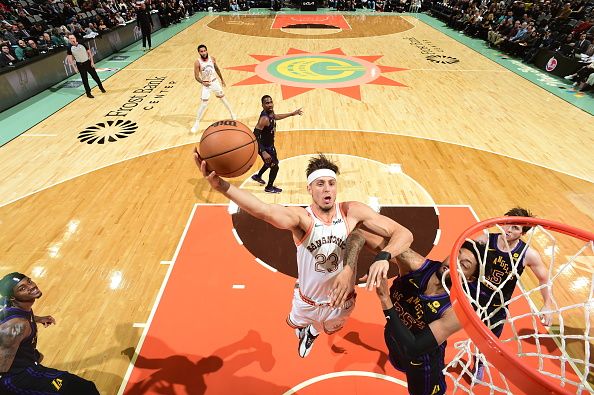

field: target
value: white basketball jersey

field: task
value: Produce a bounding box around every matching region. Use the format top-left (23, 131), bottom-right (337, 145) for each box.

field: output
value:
top-left (199, 56), bottom-right (217, 82)
top-left (295, 204), bottom-right (350, 304)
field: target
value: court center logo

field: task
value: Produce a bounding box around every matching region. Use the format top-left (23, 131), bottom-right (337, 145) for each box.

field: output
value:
top-left (227, 48), bottom-right (408, 100)
top-left (78, 120), bottom-right (138, 144)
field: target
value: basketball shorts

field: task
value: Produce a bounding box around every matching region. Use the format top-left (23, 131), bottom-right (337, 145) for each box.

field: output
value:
top-left (286, 287), bottom-right (355, 335)
top-left (201, 79), bottom-right (224, 100)
top-left (259, 146), bottom-right (278, 165)
top-left (0, 365), bottom-right (99, 394)
top-left (485, 308), bottom-right (507, 338)
top-left (384, 326), bottom-right (447, 395)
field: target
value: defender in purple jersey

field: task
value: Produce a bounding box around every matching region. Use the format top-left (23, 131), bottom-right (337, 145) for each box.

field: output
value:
top-left (0, 273), bottom-right (99, 394)
top-left (250, 95), bottom-right (303, 194)
top-left (343, 230), bottom-right (484, 395)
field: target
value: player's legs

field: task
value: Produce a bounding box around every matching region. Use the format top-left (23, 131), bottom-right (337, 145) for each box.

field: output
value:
top-left (320, 295), bottom-right (355, 335)
top-left (263, 147), bottom-right (281, 193)
top-left (403, 350), bottom-right (447, 395)
top-left (287, 288), bottom-right (317, 330)
top-left (0, 365), bottom-right (99, 395)
top-left (212, 81), bottom-right (236, 120)
top-left (191, 85), bottom-right (211, 133)
top-left (254, 146), bottom-right (273, 182)
top-left (288, 288), bottom-right (323, 358)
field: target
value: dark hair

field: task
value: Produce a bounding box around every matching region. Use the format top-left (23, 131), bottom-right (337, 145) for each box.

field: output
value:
top-left (0, 273), bottom-right (26, 307)
top-left (261, 95), bottom-right (272, 104)
top-left (461, 241), bottom-right (486, 280)
top-left (504, 207), bottom-right (534, 233)
top-left (197, 44), bottom-right (207, 51)
top-left (306, 154), bottom-right (339, 178)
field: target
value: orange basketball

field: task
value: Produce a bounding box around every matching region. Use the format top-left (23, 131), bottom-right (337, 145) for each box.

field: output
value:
top-left (198, 120), bottom-right (258, 178)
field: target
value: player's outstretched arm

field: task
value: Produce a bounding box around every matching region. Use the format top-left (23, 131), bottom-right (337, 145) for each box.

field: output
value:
top-left (194, 148), bottom-right (301, 230)
top-left (274, 108), bottom-right (303, 121)
top-left (525, 247), bottom-right (553, 326)
top-left (345, 201), bottom-right (413, 290)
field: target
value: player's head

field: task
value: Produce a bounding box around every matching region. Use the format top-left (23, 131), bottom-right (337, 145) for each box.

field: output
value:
top-left (439, 241), bottom-right (486, 288)
top-left (306, 154), bottom-right (340, 212)
top-left (195, 356), bottom-right (223, 373)
top-left (67, 34), bottom-right (78, 46)
top-left (0, 273), bottom-right (41, 308)
top-left (502, 207), bottom-right (534, 241)
top-left (261, 95), bottom-right (273, 113)
top-left (197, 44), bottom-right (208, 59)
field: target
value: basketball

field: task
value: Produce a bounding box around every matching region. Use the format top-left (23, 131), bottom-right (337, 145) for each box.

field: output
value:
top-left (198, 119), bottom-right (258, 178)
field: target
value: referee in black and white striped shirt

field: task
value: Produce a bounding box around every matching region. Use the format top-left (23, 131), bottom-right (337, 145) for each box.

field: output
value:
top-left (66, 34), bottom-right (106, 99)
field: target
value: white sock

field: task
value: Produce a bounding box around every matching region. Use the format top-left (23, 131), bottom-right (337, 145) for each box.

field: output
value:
top-left (195, 101), bottom-right (208, 123)
top-left (309, 325), bottom-right (319, 337)
top-left (219, 96), bottom-right (235, 119)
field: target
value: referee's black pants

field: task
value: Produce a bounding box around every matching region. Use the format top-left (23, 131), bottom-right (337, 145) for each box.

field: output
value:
top-left (77, 60), bottom-right (104, 95)
top-left (141, 25), bottom-right (152, 48)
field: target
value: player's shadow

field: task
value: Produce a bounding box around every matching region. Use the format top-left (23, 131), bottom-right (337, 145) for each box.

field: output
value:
top-left (331, 318), bottom-right (389, 373)
top-left (516, 327), bottom-right (564, 352)
top-left (122, 330), bottom-right (288, 394)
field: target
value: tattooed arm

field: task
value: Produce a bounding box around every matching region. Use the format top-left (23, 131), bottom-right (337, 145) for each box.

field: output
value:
top-left (393, 249), bottom-right (426, 276)
top-left (0, 318), bottom-right (30, 373)
top-left (330, 229), bottom-right (366, 307)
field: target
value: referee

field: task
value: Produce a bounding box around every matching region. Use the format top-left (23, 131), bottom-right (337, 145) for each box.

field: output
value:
top-left (66, 34), bottom-right (106, 99)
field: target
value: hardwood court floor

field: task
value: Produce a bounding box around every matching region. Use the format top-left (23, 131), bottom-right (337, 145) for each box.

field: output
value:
top-left (0, 13), bottom-right (592, 394)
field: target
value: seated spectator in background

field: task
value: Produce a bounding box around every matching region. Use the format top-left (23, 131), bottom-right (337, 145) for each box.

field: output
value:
top-left (0, 43), bottom-right (18, 66)
top-left (556, 2), bottom-right (572, 20)
top-left (16, 22), bottom-right (32, 38)
top-left (572, 16), bottom-right (593, 35)
top-left (97, 18), bottom-right (109, 32)
top-left (515, 28), bottom-right (540, 57)
top-left (564, 61), bottom-right (594, 89)
top-left (230, 0), bottom-right (240, 11)
top-left (14, 39), bottom-right (28, 60)
top-left (572, 33), bottom-right (591, 56)
top-left (25, 38), bottom-right (40, 57)
top-left (4, 25), bottom-right (24, 45)
top-left (524, 29), bottom-right (553, 62)
top-left (558, 32), bottom-right (576, 56)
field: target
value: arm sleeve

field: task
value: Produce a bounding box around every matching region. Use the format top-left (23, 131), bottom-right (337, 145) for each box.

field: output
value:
top-left (253, 128), bottom-right (264, 153)
top-left (383, 306), bottom-right (438, 359)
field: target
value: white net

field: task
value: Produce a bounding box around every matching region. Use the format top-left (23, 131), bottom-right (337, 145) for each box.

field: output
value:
top-left (443, 218), bottom-right (594, 395)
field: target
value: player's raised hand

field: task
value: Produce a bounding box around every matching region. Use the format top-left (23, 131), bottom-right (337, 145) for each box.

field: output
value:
top-left (365, 259), bottom-right (389, 291)
top-left (293, 108), bottom-right (303, 116)
top-left (193, 147), bottom-right (229, 193)
top-left (329, 267), bottom-right (354, 308)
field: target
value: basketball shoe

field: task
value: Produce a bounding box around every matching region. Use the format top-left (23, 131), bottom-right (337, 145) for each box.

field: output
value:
top-left (298, 325), bottom-right (318, 358)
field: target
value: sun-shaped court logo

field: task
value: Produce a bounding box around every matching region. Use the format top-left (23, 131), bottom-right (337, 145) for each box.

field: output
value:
top-left (78, 120), bottom-right (138, 144)
top-left (227, 48), bottom-right (408, 100)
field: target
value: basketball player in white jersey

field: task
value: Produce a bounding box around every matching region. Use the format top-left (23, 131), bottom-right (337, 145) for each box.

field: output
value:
top-left (191, 44), bottom-right (236, 133)
top-left (193, 152), bottom-right (413, 358)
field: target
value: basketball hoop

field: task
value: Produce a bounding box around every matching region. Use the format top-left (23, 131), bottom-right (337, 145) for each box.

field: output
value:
top-left (446, 216), bottom-right (594, 395)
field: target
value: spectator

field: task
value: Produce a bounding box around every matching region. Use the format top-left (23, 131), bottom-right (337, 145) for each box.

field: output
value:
top-left (0, 42), bottom-right (17, 66)
top-left (14, 39), bottom-right (28, 61)
top-left (25, 38), bottom-right (40, 58)
top-left (572, 32), bottom-right (591, 55)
